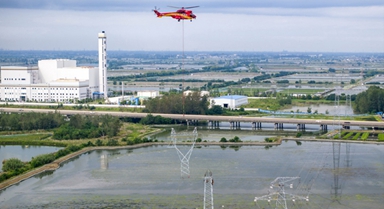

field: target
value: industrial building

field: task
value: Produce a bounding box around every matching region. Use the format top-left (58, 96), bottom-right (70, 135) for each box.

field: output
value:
top-left (210, 95), bottom-right (248, 109)
top-left (137, 90), bottom-right (160, 98)
top-left (0, 31), bottom-right (108, 102)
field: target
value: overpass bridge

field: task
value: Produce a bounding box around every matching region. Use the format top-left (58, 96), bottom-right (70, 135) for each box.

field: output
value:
top-left (2, 108), bottom-right (384, 131)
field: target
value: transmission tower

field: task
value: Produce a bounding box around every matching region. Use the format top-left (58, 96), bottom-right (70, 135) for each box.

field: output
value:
top-left (254, 177), bottom-right (309, 209)
top-left (345, 94), bottom-right (352, 116)
top-left (333, 80), bottom-right (341, 137)
top-left (203, 170), bottom-right (214, 209)
top-left (169, 127), bottom-right (198, 178)
top-left (331, 142), bottom-right (342, 202)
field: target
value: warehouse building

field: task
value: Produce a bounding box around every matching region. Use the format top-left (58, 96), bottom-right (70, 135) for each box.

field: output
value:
top-left (210, 95), bottom-right (248, 109)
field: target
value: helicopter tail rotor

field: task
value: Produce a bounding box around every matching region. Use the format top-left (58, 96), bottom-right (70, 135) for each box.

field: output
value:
top-left (153, 6), bottom-right (162, 17)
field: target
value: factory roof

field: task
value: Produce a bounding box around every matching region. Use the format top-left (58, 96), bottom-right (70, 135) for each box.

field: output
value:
top-left (213, 95), bottom-right (247, 100)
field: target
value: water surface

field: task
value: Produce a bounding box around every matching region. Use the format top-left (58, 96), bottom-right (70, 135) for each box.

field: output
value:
top-left (0, 141), bottom-right (382, 209)
top-left (0, 145), bottom-right (61, 171)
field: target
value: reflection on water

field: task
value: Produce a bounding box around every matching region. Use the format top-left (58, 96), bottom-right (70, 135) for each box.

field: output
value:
top-left (100, 154), bottom-right (108, 170)
top-left (0, 141), bottom-right (383, 208)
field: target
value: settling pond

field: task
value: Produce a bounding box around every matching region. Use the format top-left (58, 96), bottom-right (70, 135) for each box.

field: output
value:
top-left (0, 139), bottom-right (383, 209)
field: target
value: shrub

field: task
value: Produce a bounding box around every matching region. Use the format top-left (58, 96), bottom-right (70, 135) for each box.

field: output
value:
top-left (95, 139), bottom-right (103, 146)
top-left (142, 137), bottom-right (151, 143)
top-left (127, 139), bottom-right (135, 145)
top-left (84, 141), bottom-right (94, 147)
top-left (265, 138), bottom-right (275, 143)
top-left (220, 137), bottom-right (227, 142)
top-left (106, 139), bottom-right (118, 146)
top-left (196, 138), bottom-right (202, 142)
top-left (133, 137), bottom-right (142, 144)
top-left (30, 153), bottom-right (56, 168)
top-left (55, 149), bottom-right (70, 159)
top-left (2, 158), bottom-right (25, 172)
top-left (66, 145), bottom-right (82, 152)
top-left (296, 132), bottom-right (302, 138)
top-left (229, 136), bottom-right (242, 142)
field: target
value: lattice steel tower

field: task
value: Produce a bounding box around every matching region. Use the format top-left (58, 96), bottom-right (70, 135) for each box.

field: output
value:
top-left (254, 177), bottom-right (308, 209)
top-left (170, 127), bottom-right (198, 178)
top-left (203, 170), bottom-right (214, 209)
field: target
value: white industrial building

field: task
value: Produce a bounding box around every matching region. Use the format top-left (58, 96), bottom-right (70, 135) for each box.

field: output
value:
top-left (137, 91), bottom-right (159, 98)
top-left (0, 31), bottom-right (108, 102)
top-left (183, 90), bottom-right (210, 97)
top-left (210, 95), bottom-right (248, 109)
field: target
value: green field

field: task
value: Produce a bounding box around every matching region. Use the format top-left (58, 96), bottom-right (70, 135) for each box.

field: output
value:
top-left (279, 89), bottom-right (323, 94)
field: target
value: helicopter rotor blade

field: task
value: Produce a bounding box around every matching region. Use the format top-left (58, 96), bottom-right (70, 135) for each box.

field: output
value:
top-left (184, 6), bottom-right (199, 9)
top-left (167, 5), bottom-right (181, 9)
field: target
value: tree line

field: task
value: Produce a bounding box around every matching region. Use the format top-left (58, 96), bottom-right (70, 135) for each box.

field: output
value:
top-left (0, 112), bottom-right (121, 140)
top-left (53, 114), bottom-right (121, 140)
top-left (0, 112), bottom-right (64, 131)
top-left (143, 91), bottom-right (209, 115)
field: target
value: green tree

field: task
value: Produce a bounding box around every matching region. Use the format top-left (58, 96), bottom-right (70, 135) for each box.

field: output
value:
top-left (2, 158), bottom-right (25, 172)
top-left (354, 86), bottom-right (384, 114)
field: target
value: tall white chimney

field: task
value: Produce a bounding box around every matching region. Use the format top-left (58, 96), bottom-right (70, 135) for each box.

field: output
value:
top-left (98, 31), bottom-right (107, 99)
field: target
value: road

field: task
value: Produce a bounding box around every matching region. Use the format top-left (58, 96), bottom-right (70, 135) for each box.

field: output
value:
top-left (2, 107), bottom-right (384, 128)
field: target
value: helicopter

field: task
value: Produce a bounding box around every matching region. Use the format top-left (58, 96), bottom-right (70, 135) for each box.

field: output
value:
top-left (153, 6), bottom-right (199, 22)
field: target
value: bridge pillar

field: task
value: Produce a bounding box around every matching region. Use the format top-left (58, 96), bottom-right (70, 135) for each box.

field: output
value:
top-left (275, 123), bottom-right (283, 130)
top-left (230, 121), bottom-right (234, 128)
top-left (208, 120), bottom-right (213, 128)
top-left (297, 124), bottom-right (306, 131)
top-left (320, 124), bottom-right (328, 131)
top-left (186, 119), bottom-right (189, 127)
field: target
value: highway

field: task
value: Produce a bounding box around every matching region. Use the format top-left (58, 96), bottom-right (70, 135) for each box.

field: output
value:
top-left (2, 107), bottom-right (384, 128)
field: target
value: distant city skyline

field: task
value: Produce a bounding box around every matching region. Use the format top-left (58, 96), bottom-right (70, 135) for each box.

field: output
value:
top-left (1, 0), bottom-right (383, 52)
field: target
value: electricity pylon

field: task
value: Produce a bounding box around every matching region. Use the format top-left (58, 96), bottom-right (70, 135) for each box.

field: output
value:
top-left (170, 127), bottom-right (198, 178)
top-left (203, 170), bottom-right (214, 209)
top-left (254, 177), bottom-right (309, 209)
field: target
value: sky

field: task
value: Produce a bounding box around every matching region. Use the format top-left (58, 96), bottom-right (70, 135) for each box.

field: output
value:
top-left (0, 0), bottom-right (383, 52)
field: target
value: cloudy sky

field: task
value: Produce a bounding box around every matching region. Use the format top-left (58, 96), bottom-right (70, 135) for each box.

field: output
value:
top-left (1, 0), bottom-right (383, 52)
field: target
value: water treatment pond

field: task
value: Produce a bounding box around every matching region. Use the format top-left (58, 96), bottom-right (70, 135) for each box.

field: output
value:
top-left (0, 141), bottom-right (383, 209)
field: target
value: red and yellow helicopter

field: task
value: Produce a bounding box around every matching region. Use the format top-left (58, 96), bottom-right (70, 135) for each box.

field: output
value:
top-left (153, 6), bottom-right (199, 22)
